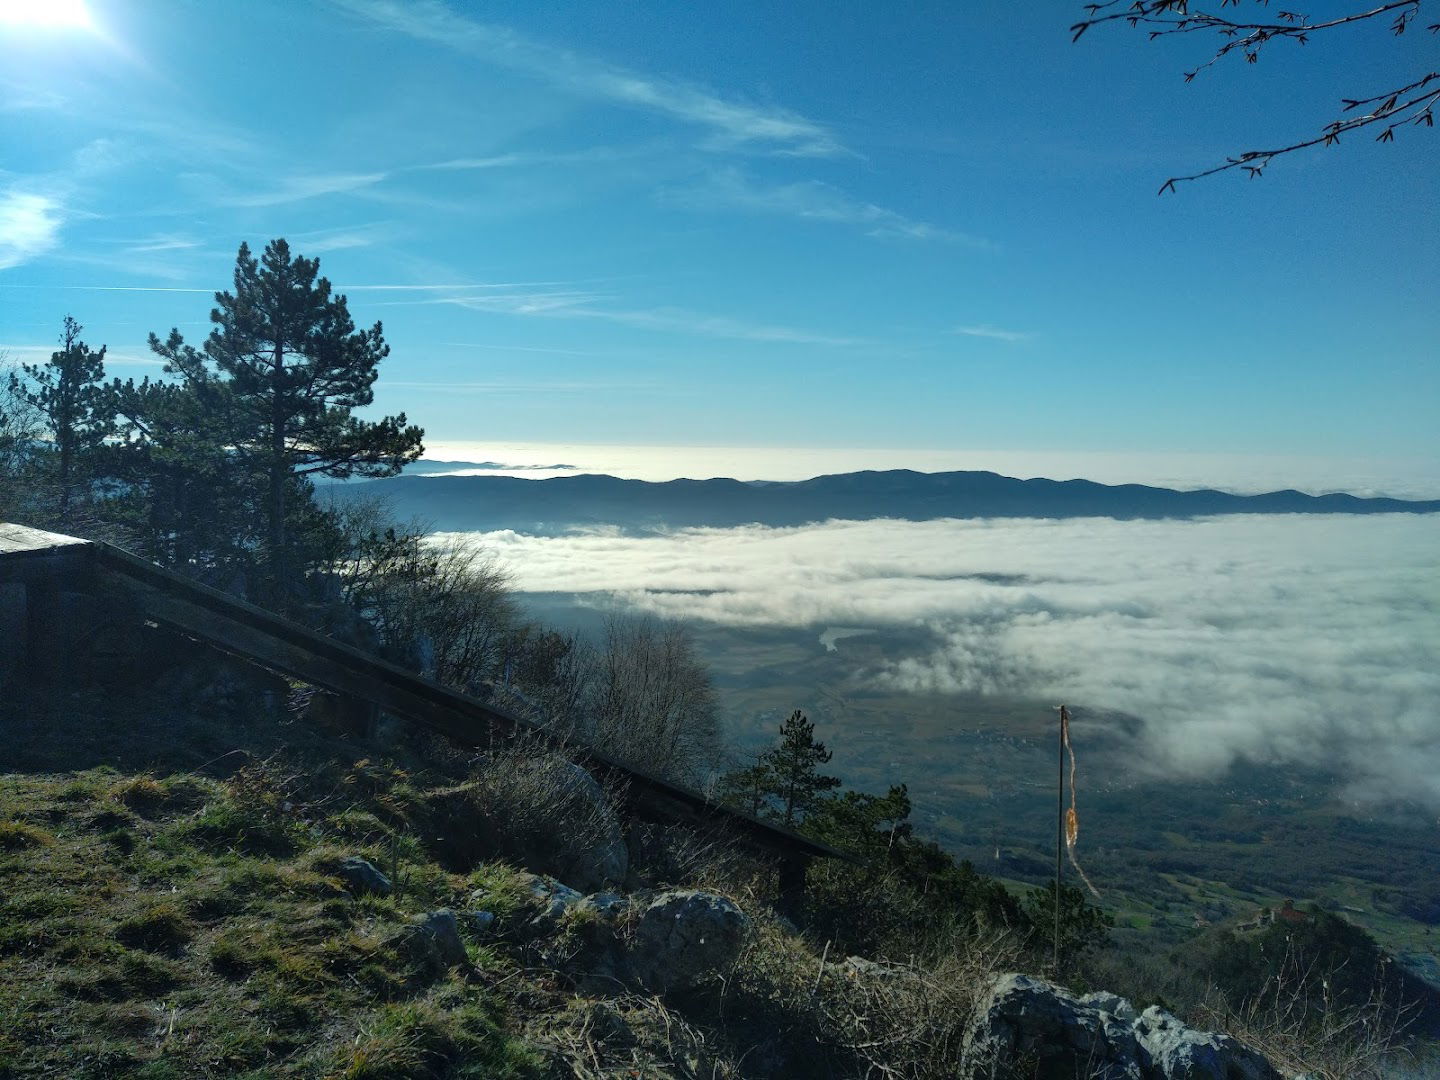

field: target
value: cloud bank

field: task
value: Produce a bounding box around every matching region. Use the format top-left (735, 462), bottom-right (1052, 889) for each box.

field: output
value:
top-left (443, 514), bottom-right (1440, 808)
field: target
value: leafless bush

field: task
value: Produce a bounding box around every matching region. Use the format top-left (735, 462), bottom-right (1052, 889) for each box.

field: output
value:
top-left (720, 910), bottom-right (1020, 1080)
top-left (535, 994), bottom-right (745, 1080)
top-left (321, 502), bottom-right (519, 688)
top-left (426, 734), bottom-right (626, 885)
top-left (585, 613), bottom-right (723, 785)
top-left (628, 818), bottom-right (774, 906)
top-left (811, 926), bottom-right (1022, 1079)
top-left (1194, 943), bottom-right (1418, 1080)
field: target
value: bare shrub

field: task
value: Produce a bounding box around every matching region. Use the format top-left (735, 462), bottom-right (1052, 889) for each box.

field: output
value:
top-left (427, 735), bottom-right (626, 887)
top-left (811, 926), bottom-right (1022, 1079)
top-left (586, 613), bottom-right (722, 784)
top-left (0, 370), bottom-right (44, 522)
top-left (628, 819), bottom-right (774, 906)
top-left (321, 503), bottom-right (518, 687)
top-left (720, 909), bottom-right (1020, 1079)
top-left (1194, 942), bottom-right (1418, 1080)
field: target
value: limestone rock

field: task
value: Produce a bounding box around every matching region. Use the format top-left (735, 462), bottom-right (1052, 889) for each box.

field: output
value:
top-left (962, 973), bottom-right (1145, 1080)
top-left (1134, 1005), bottom-right (1280, 1080)
top-left (626, 890), bottom-right (749, 994)
top-left (1081, 991), bottom-right (1138, 1023)
top-left (408, 909), bottom-right (468, 968)
top-left (508, 872), bottom-right (584, 934)
top-left (960, 974), bottom-right (1282, 1080)
top-left (337, 855), bottom-right (391, 896)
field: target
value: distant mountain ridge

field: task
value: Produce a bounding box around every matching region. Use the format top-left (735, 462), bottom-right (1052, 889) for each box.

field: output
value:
top-left (323, 468), bottom-right (1440, 534)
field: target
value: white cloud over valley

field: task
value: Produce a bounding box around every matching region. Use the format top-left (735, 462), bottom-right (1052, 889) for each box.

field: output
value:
top-left (442, 514), bottom-right (1440, 807)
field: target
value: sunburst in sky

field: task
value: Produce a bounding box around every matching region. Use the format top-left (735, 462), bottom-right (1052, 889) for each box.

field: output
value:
top-left (0, 0), bottom-right (94, 29)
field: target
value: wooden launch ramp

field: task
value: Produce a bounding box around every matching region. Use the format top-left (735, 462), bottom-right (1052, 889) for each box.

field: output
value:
top-left (0, 522), bottom-right (844, 883)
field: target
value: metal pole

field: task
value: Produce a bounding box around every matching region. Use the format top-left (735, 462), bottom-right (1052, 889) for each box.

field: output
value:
top-left (1055, 704), bottom-right (1066, 976)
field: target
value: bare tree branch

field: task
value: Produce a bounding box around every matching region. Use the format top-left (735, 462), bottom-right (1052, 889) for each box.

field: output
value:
top-left (1071, 1), bottom-right (1438, 190)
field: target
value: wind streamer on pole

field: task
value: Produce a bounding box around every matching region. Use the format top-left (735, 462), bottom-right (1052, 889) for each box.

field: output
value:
top-left (1060, 706), bottom-right (1101, 899)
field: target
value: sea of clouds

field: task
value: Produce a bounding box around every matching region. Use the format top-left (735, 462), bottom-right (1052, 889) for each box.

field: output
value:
top-left (441, 514), bottom-right (1440, 808)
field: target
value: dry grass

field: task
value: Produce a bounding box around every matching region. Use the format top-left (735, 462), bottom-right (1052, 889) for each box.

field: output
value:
top-left (1194, 946), bottom-right (1420, 1080)
top-left (422, 734), bottom-right (628, 887)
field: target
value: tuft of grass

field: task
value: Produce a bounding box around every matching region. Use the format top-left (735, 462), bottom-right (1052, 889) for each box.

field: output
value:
top-left (115, 902), bottom-right (194, 955)
top-left (57, 948), bottom-right (183, 1001)
top-left (466, 863), bottom-right (533, 922)
top-left (337, 995), bottom-right (537, 1080)
top-left (0, 820), bottom-right (54, 850)
top-left (112, 775), bottom-right (168, 816)
top-left (177, 801), bottom-right (302, 857)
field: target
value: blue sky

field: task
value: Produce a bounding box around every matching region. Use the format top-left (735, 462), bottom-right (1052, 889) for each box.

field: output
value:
top-left (1, 0), bottom-right (1436, 480)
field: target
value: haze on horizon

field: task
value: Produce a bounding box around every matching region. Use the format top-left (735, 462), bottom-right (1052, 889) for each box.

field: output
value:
top-left (414, 441), bottom-right (1440, 501)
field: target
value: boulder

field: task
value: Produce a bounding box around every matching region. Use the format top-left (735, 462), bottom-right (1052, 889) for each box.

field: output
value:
top-left (337, 855), bottom-right (392, 896)
top-left (539, 761), bottom-right (629, 892)
top-left (962, 973), bottom-right (1146, 1080)
top-left (505, 872), bottom-right (584, 935)
top-left (408, 910), bottom-right (468, 968)
top-left (1081, 991), bottom-right (1138, 1023)
top-left (1134, 1005), bottom-right (1280, 1080)
top-left (577, 891), bottom-right (631, 920)
top-left (626, 890), bottom-right (749, 994)
top-left (960, 974), bottom-right (1282, 1080)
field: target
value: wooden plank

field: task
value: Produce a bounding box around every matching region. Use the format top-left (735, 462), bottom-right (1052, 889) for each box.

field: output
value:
top-left (91, 541), bottom-right (847, 863)
top-left (0, 523), bottom-right (92, 556)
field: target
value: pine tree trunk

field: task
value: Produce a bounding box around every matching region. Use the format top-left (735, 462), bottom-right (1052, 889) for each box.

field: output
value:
top-left (268, 343), bottom-right (288, 608)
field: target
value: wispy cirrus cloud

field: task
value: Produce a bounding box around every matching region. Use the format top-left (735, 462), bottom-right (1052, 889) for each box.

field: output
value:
top-left (0, 283), bottom-right (211, 293)
top-left (223, 171), bottom-right (391, 208)
top-left (377, 377), bottom-right (656, 394)
top-left (122, 234), bottom-right (202, 254)
top-left (290, 222), bottom-right (397, 253)
top-left (953, 324), bottom-right (1030, 343)
top-left (340, 281), bottom-right (573, 292)
top-left (0, 190), bottom-right (64, 270)
top-left (414, 145), bottom-right (652, 172)
top-left (670, 167), bottom-right (991, 247)
top-left (432, 288), bottom-right (865, 346)
top-left (330, 0), bottom-right (846, 157)
top-left (0, 343), bottom-right (162, 368)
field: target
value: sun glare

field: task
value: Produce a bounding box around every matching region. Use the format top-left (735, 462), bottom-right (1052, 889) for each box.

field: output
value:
top-left (0, 0), bottom-right (94, 30)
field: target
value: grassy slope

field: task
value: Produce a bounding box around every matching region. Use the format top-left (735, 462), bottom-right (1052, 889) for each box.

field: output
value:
top-left (0, 677), bottom-right (971, 1080)
top-left (0, 765), bottom-right (539, 1079)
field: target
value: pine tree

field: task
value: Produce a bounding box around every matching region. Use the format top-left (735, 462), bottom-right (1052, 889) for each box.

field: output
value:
top-left (148, 239), bottom-right (424, 603)
top-left (715, 759), bottom-right (776, 818)
top-left (109, 375), bottom-right (268, 584)
top-left (761, 709), bottom-right (841, 827)
top-left (8, 316), bottom-right (114, 521)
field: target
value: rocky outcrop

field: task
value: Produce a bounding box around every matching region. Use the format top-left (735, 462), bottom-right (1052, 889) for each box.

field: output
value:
top-left (1134, 1005), bottom-right (1278, 1080)
top-left (505, 875), bottom-right (749, 996)
top-left (960, 974), bottom-right (1281, 1080)
top-left (407, 909), bottom-right (469, 969)
top-left (627, 890), bottom-right (749, 994)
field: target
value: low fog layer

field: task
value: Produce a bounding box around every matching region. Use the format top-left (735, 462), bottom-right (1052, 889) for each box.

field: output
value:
top-left (442, 515), bottom-right (1440, 809)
